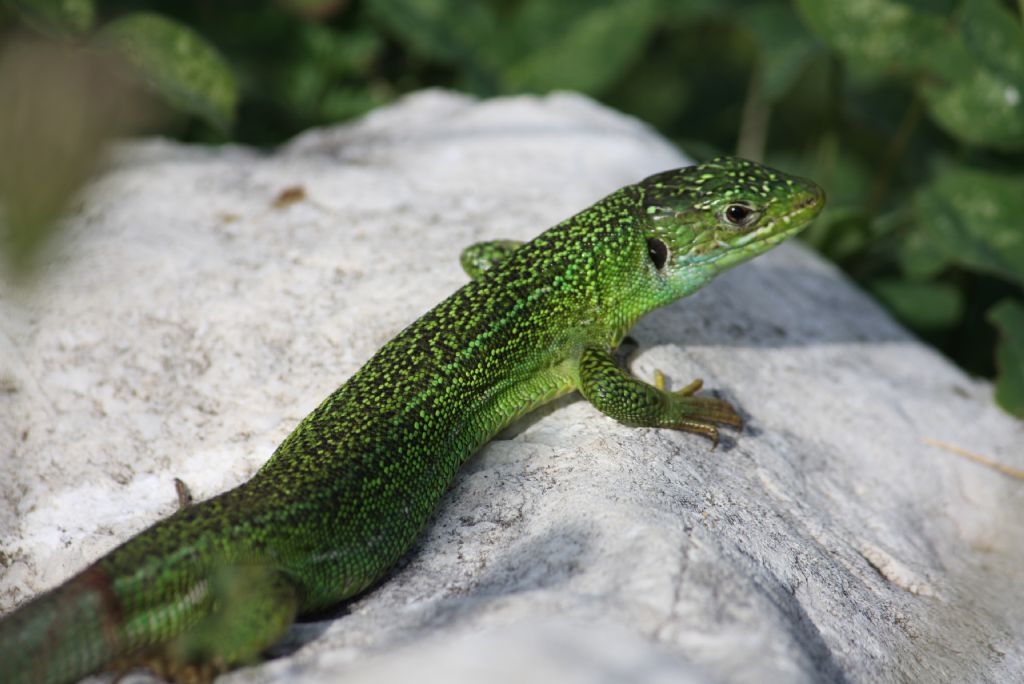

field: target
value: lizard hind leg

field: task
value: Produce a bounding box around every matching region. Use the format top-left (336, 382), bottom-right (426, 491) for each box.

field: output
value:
top-left (133, 565), bottom-right (299, 683)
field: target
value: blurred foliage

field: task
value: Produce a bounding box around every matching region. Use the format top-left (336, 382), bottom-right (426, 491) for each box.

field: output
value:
top-left (0, 36), bottom-right (159, 280)
top-left (95, 12), bottom-right (237, 132)
top-left (6, 0), bottom-right (94, 37)
top-left (0, 0), bottom-right (1022, 417)
top-left (0, 0), bottom-right (233, 279)
top-left (989, 300), bottom-right (1024, 415)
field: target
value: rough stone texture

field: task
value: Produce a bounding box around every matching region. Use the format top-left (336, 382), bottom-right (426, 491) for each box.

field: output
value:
top-left (1, 90), bottom-right (1022, 684)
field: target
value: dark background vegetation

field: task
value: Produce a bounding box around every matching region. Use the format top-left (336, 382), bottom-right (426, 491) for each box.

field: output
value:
top-left (1, 0), bottom-right (1022, 417)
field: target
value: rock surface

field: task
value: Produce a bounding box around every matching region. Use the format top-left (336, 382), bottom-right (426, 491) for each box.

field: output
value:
top-left (1, 90), bottom-right (1022, 684)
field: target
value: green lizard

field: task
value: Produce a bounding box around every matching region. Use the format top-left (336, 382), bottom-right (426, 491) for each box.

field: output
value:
top-left (0, 156), bottom-right (824, 684)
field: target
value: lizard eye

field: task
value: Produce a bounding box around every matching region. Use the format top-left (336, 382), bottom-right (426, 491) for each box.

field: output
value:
top-left (723, 203), bottom-right (758, 227)
top-left (646, 237), bottom-right (668, 270)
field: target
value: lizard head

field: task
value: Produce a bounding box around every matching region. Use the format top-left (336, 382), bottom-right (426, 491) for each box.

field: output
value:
top-left (638, 156), bottom-right (824, 293)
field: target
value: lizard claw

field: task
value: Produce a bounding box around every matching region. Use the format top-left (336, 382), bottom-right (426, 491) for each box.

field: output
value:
top-left (655, 369), bottom-right (742, 446)
top-left (653, 369), bottom-right (703, 397)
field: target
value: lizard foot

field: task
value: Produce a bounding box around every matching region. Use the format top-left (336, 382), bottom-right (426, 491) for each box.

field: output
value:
top-left (654, 369), bottom-right (743, 448)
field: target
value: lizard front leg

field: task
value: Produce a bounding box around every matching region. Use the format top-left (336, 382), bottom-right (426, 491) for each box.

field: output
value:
top-left (459, 239), bottom-right (523, 279)
top-left (577, 345), bottom-right (742, 446)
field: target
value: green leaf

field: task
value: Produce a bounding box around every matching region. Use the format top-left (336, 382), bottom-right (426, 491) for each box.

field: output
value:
top-left (960, 0), bottom-right (1024, 82)
top-left (794, 0), bottom-right (1024, 148)
top-left (741, 2), bottom-right (819, 102)
top-left (365, 0), bottom-right (496, 66)
top-left (95, 12), bottom-right (238, 132)
top-left (899, 225), bottom-right (951, 280)
top-left (800, 206), bottom-right (872, 263)
top-left (915, 166), bottom-right (1024, 286)
top-left (917, 0), bottom-right (1024, 150)
top-left (988, 299), bottom-right (1024, 418)
top-left (924, 71), bottom-right (1024, 151)
top-left (5, 0), bottom-right (94, 38)
top-left (604, 47), bottom-right (692, 131)
top-left (300, 24), bottom-right (382, 77)
top-left (320, 85), bottom-right (387, 122)
top-left (869, 278), bottom-right (963, 330)
top-left (793, 0), bottom-right (949, 76)
top-left (495, 0), bottom-right (658, 94)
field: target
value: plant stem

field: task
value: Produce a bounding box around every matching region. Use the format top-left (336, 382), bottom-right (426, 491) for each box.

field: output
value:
top-left (866, 95), bottom-right (922, 216)
top-left (736, 63), bottom-right (771, 162)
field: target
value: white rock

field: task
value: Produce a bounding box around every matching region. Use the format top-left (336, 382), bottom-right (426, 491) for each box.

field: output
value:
top-left (1, 90), bottom-right (1022, 684)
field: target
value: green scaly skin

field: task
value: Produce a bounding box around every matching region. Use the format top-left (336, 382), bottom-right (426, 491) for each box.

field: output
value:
top-left (0, 157), bottom-right (824, 683)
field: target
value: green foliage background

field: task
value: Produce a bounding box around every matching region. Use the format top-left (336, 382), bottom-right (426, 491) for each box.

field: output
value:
top-left (1, 0), bottom-right (1023, 417)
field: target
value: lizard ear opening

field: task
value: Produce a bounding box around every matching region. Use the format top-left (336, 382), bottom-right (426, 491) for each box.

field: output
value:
top-left (646, 237), bottom-right (668, 270)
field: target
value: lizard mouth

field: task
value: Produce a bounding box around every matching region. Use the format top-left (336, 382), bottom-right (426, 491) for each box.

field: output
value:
top-left (735, 182), bottom-right (824, 245)
top-left (699, 182), bottom-right (825, 268)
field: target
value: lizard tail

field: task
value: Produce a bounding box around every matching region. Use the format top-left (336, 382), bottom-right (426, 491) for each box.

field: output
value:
top-left (0, 564), bottom-right (130, 684)
top-left (0, 495), bottom-right (299, 684)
